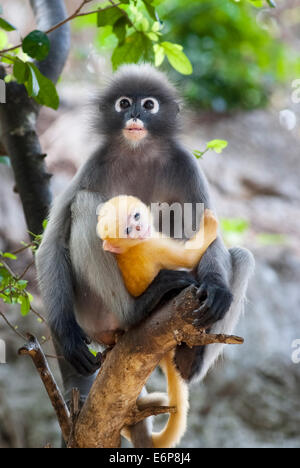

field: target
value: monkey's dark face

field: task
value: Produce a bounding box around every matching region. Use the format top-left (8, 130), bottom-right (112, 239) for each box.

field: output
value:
top-left (98, 66), bottom-right (180, 143)
top-left (115, 96), bottom-right (159, 143)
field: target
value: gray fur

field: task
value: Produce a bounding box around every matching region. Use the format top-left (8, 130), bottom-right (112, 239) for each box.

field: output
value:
top-left (35, 64), bottom-right (254, 447)
top-left (196, 247), bottom-right (255, 382)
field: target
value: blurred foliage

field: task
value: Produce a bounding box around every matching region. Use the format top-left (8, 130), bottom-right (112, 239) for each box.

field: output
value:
top-left (256, 232), bottom-right (286, 245)
top-left (0, 0), bottom-right (193, 108)
top-left (193, 139), bottom-right (228, 159)
top-left (73, 0), bottom-right (193, 74)
top-left (0, 228), bottom-right (44, 318)
top-left (159, 0), bottom-right (300, 111)
top-left (221, 217), bottom-right (250, 246)
top-left (0, 252), bottom-right (33, 316)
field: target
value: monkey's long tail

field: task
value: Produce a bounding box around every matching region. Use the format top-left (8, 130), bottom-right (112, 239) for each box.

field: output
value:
top-left (152, 350), bottom-right (189, 449)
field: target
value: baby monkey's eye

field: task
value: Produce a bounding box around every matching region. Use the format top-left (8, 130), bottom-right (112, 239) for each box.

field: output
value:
top-left (134, 213), bottom-right (140, 221)
top-left (115, 96), bottom-right (132, 112)
top-left (141, 97), bottom-right (159, 114)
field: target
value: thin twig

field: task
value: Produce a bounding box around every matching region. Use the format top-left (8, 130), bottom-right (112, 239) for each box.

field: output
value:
top-left (18, 260), bottom-right (34, 280)
top-left (45, 353), bottom-right (63, 360)
top-left (0, 310), bottom-right (27, 340)
top-left (109, 0), bottom-right (137, 31)
top-left (12, 243), bottom-right (35, 255)
top-left (125, 405), bottom-right (176, 427)
top-left (1, 259), bottom-right (16, 278)
top-left (18, 334), bottom-right (71, 443)
top-left (0, 1), bottom-right (122, 55)
top-left (1, 256), bottom-right (47, 324)
top-left (29, 305), bottom-right (47, 324)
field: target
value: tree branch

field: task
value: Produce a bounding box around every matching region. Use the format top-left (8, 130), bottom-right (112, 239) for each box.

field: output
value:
top-left (17, 286), bottom-right (244, 448)
top-left (0, 309), bottom-right (27, 340)
top-left (0, 0), bottom-right (71, 236)
top-left (71, 285), bottom-right (243, 448)
top-left (0, 0), bottom-right (122, 56)
top-left (18, 333), bottom-right (71, 443)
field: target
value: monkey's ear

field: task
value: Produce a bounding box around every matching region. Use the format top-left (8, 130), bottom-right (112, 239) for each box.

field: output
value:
top-left (102, 240), bottom-right (124, 254)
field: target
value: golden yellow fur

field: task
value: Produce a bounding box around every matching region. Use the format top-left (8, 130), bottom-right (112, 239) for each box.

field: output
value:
top-left (97, 195), bottom-right (218, 448)
top-left (97, 195), bottom-right (218, 296)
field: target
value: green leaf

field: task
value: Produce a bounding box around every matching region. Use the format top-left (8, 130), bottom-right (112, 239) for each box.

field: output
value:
top-left (153, 43), bottom-right (165, 67)
top-left (151, 0), bottom-right (164, 5)
top-left (73, 12), bottom-right (97, 30)
top-left (152, 21), bottom-right (161, 33)
top-left (27, 292), bottom-right (33, 303)
top-left (193, 149), bottom-right (207, 160)
top-left (1, 295), bottom-right (12, 304)
top-left (17, 280), bottom-right (28, 290)
top-left (26, 63), bottom-right (40, 97)
top-left (0, 53), bottom-right (16, 64)
top-left (111, 32), bottom-right (153, 70)
top-left (4, 73), bottom-right (13, 83)
top-left (22, 30), bottom-right (50, 61)
top-left (13, 58), bottom-right (29, 84)
top-left (113, 16), bottom-right (128, 45)
top-left (161, 41), bottom-right (192, 75)
top-left (147, 31), bottom-right (158, 41)
top-left (144, 0), bottom-right (157, 21)
top-left (27, 63), bottom-right (59, 109)
top-left (0, 156), bottom-right (10, 165)
top-left (0, 29), bottom-right (7, 48)
top-left (266, 0), bottom-right (276, 6)
top-left (18, 295), bottom-right (30, 316)
top-left (97, 7), bottom-right (123, 27)
top-left (2, 252), bottom-right (17, 260)
top-left (0, 17), bottom-right (16, 31)
top-left (249, 0), bottom-right (264, 7)
top-left (206, 139), bottom-right (228, 154)
top-left (88, 347), bottom-right (98, 357)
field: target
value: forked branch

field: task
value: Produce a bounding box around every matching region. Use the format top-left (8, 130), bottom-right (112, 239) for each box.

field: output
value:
top-left (19, 286), bottom-right (244, 448)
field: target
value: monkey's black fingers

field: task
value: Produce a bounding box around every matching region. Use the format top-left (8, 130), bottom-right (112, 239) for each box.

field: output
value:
top-left (133, 270), bottom-right (199, 324)
top-left (192, 281), bottom-right (233, 328)
top-left (67, 345), bottom-right (102, 376)
top-left (195, 283), bottom-right (208, 302)
top-left (77, 328), bottom-right (92, 345)
top-left (197, 302), bottom-right (233, 328)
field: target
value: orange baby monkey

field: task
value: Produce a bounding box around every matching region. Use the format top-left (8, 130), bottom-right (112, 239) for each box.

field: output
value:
top-left (97, 195), bottom-right (218, 448)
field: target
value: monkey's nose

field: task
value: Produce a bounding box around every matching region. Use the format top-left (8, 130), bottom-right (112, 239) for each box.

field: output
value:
top-left (136, 225), bottom-right (141, 231)
top-left (131, 113), bottom-right (140, 120)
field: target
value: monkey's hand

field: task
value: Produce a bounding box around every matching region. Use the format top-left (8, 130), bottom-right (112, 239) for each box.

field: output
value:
top-left (192, 273), bottom-right (233, 329)
top-left (132, 269), bottom-right (199, 325)
top-left (59, 323), bottom-right (102, 376)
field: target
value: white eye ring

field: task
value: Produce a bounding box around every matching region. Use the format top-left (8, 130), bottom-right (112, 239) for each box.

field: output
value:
top-left (115, 96), bottom-right (132, 112)
top-left (141, 97), bottom-right (159, 114)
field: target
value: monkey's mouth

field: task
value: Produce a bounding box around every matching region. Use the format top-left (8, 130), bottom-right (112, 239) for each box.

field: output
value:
top-left (123, 120), bottom-right (148, 141)
top-left (129, 225), bottom-right (151, 240)
top-left (137, 225), bottom-right (152, 239)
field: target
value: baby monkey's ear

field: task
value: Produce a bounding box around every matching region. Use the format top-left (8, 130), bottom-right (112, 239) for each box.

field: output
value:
top-left (102, 240), bottom-right (124, 254)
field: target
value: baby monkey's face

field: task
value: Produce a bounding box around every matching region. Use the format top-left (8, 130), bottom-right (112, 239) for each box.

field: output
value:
top-left (124, 203), bottom-right (152, 240)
